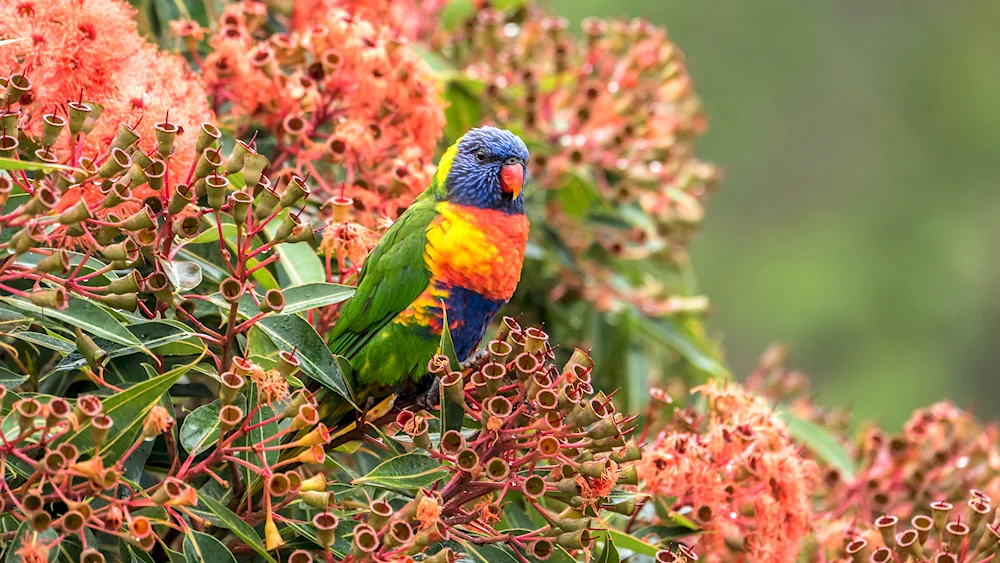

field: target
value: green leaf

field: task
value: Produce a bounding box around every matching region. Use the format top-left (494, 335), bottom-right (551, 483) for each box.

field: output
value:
top-left (596, 534), bottom-right (621, 563)
top-left (185, 223), bottom-right (239, 245)
top-left (180, 396), bottom-right (246, 456)
top-left (2, 295), bottom-right (141, 348)
top-left (197, 494), bottom-right (276, 563)
top-left (632, 315), bottom-right (728, 377)
top-left (0, 367), bottom-right (27, 389)
top-left (438, 305), bottom-right (465, 436)
top-left (263, 213), bottom-right (325, 286)
top-left (280, 283), bottom-right (355, 315)
top-left (7, 329), bottom-right (75, 354)
top-left (605, 529), bottom-right (663, 558)
top-left (557, 173), bottom-right (599, 218)
top-left (50, 320), bottom-right (203, 373)
top-left (778, 410), bottom-right (856, 479)
top-left (0, 157), bottom-right (82, 174)
top-left (205, 282), bottom-right (354, 319)
top-left (59, 354), bottom-right (202, 457)
top-left (352, 452), bottom-right (449, 491)
top-left (255, 314), bottom-right (354, 404)
top-left (183, 530), bottom-right (237, 563)
top-left (443, 81), bottom-right (483, 143)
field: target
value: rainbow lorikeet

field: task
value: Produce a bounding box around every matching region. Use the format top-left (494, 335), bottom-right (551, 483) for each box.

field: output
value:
top-left (322, 126), bottom-right (530, 418)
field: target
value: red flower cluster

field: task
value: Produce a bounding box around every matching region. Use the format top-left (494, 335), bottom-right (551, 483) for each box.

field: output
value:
top-left (196, 1), bottom-right (446, 228)
top-left (290, 0), bottom-right (446, 41)
top-left (638, 381), bottom-right (818, 562)
top-left (0, 0), bottom-right (211, 197)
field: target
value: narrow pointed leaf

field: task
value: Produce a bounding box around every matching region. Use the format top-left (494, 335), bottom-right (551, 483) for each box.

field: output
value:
top-left (59, 353), bottom-right (203, 457)
top-left (183, 530), bottom-right (237, 563)
top-left (778, 410), bottom-right (856, 479)
top-left (255, 313), bottom-right (354, 404)
top-left (3, 295), bottom-right (140, 347)
top-left (197, 494), bottom-right (276, 563)
top-left (353, 452), bottom-right (449, 490)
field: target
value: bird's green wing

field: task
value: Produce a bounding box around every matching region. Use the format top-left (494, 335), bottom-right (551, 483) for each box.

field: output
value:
top-left (327, 195), bottom-right (438, 362)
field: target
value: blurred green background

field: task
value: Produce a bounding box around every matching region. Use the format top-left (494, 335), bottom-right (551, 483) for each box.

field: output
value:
top-left (546, 0), bottom-right (1000, 426)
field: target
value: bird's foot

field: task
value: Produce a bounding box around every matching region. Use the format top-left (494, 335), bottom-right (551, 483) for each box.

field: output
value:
top-left (416, 375), bottom-right (440, 409)
top-left (460, 349), bottom-right (490, 371)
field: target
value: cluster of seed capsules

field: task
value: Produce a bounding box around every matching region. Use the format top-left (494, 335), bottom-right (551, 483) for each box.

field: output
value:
top-left (815, 402), bottom-right (1000, 524)
top-left (360, 317), bottom-right (648, 560)
top-left (444, 5), bottom-right (720, 313)
top-left (0, 79), bottom-right (322, 365)
top-left (841, 491), bottom-right (1000, 563)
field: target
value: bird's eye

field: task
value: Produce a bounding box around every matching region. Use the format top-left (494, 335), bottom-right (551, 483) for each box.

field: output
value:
top-left (475, 149), bottom-right (488, 162)
top-left (505, 157), bottom-right (519, 166)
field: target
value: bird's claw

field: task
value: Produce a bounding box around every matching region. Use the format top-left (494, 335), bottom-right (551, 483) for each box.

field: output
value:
top-left (459, 349), bottom-right (489, 371)
top-left (416, 375), bottom-right (440, 409)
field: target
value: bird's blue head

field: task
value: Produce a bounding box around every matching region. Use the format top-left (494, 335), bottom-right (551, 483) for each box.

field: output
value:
top-left (436, 126), bottom-right (529, 215)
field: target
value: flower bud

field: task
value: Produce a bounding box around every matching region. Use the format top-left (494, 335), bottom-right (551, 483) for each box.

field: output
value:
top-left (299, 472), bottom-right (327, 493)
top-left (153, 121), bottom-right (179, 157)
top-left (230, 190), bottom-right (253, 226)
top-left (298, 490), bottom-right (333, 510)
top-left (220, 277), bottom-right (244, 303)
top-left (242, 152), bottom-right (269, 192)
top-left (111, 123), bottom-right (140, 151)
top-left (146, 159), bottom-right (166, 191)
top-left (527, 540), bottom-right (553, 561)
top-left (272, 211), bottom-right (305, 243)
top-left (383, 521), bottom-right (414, 550)
top-left (555, 529), bottom-right (592, 550)
top-left (99, 147), bottom-right (132, 178)
top-left (118, 207), bottom-right (157, 232)
top-left (280, 175), bottom-right (310, 208)
top-left (255, 187), bottom-right (281, 220)
top-left (35, 250), bottom-right (70, 274)
top-left (276, 349), bottom-right (299, 379)
top-left (292, 445), bottom-right (326, 465)
top-left (99, 182), bottom-right (128, 211)
top-left (0, 134), bottom-right (16, 158)
top-left (20, 187), bottom-right (57, 216)
top-left (145, 271), bottom-right (173, 303)
top-left (194, 147), bottom-right (223, 181)
top-left (40, 113), bottom-right (66, 147)
top-left (56, 199), bottom-right (92, 225)
top-left (219, 404), bottom-right (243, 433)
top-left (260, 288), bottom-right (285, 313)
top-left (80, 549), bottom-right (105, 563)
top-left (96, 292), bottom-right (138, 312)
top-left (173, 214), bottom-right (200, 238)
top-left (264, 512), bottom-right (284, 551)
top-left (351, 523), bottom-right (379, 558)
top-left (225, 140), bottom-right (251, 175)
top-left (288, 551), bottom-right (312, 563)
top-left (455, 448), bottom-right (481, 474)
top-left (524, 327), bottom-right (549, 355)
top-left (220, 371), bottom-right (245, 405)
top-left (29, 289), bottom-right (68, 310)
top-left (196, 122), bottom-right (221, 153)
top-left (312, 512), bottom-right (340, 548)
top-left (167, 183), bottom-right (195, 216)
top-left (206, 174), bottom-right (229, 210)
top-left (64, 101), bottom-right (91, 136)
top-left (441, 371), bottom-right (465, 406)
top-left (91, 413), bottom-right (113, 447)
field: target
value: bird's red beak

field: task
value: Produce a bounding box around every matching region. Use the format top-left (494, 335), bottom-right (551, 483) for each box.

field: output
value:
top-left (500, 162), bottom-right (524, 199)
